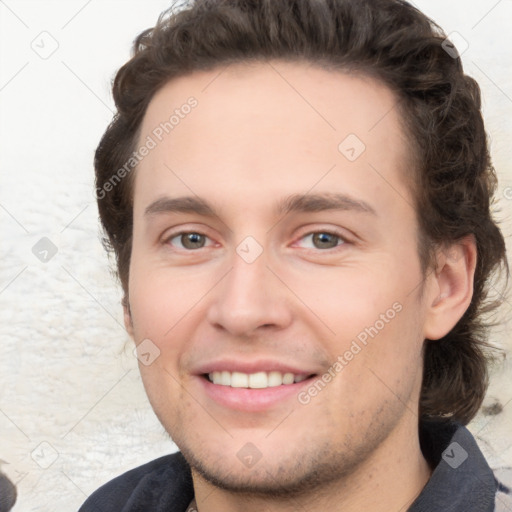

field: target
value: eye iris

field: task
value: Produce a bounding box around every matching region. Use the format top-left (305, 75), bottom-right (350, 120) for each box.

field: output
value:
top-left (181, 233), bottom-right (205, 249)
top-left (312, 232), bottom-right (339, 249)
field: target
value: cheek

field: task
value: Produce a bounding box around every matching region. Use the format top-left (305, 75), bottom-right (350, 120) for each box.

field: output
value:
top-left (286, 258), bottom-right (424, 393)
top-left (128, 276), bottom-right (186, 395)
top-left (340, 295), bottom-right (424, 414)
top-left (284, 263), bottom-right (407, 339)
top-left (129, 269), bottom-right (196, 415)
top-left (128, 261), bottom-right (210, 341)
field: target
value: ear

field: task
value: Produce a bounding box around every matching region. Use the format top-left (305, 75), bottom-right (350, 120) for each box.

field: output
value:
top-left (423, 235), bottom-right (477, 340)
top-left (123, 296), bottom-right (135, 339)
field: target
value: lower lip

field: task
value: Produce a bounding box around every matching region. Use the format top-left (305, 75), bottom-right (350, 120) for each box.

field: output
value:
top-left (197, 375), bottom-right (316, 412)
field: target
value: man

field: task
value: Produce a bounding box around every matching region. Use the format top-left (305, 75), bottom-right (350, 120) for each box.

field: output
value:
top-left (80, 0), bottom-right (510, 510)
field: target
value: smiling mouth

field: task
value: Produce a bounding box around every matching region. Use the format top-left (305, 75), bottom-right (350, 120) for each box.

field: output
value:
top-left (204, 370), bottom-right (316, 389)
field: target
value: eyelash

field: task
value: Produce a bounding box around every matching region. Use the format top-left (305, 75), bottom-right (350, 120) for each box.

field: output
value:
top-left (163, 230), bottom-right (348, 252)
top-left (294, 231), bottom-right (347, 250)
top-left (164, 231), bottom-right (216, 250)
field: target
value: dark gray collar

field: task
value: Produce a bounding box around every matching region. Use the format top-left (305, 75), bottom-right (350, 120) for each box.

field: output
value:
top-left (409, 420), bottom-right (497, 511)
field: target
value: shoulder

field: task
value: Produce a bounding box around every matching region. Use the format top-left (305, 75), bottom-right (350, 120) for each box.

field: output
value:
top-left (78, 452), bottom-right (194, 512)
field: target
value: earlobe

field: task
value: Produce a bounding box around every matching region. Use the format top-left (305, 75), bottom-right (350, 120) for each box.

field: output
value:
top-left (123, 296), bottom-right (135, 339)
top-left (423, 236), bottom-right (477, 340)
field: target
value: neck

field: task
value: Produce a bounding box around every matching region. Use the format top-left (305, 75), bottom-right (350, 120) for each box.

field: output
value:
top-left (191, 418), bottom-right (431, 512)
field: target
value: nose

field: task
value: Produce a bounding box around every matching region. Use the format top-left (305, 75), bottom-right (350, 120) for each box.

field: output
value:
top-left (206, 246), bottom-right (293, 337)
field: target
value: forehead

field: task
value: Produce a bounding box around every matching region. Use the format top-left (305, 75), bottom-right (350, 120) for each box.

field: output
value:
top-left (134, 60), bottom-right (413, 215)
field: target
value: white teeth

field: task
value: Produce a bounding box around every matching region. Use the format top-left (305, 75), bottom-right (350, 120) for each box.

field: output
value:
top-left (248, 372), bottom-right (268, 388)
top-left (207, 370), bottom-right (310, 388)
top-left (282, 372), bottom-right (294, 385)
top-left (231, 372), bottom-right (249, 388)
top-left (220, 370), bottom-right (231, 386)
top-left (267, 371), bottom-right (282, 387)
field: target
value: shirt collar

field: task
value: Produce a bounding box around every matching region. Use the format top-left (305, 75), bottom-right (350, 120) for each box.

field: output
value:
top-left (409, 420), bottom-right (497, 511)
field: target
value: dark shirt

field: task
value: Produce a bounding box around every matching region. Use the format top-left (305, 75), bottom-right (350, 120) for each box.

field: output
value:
top-left (0, 471), bottom-right (17, 512)
top-left (79, 421), bottom-right (511, 511)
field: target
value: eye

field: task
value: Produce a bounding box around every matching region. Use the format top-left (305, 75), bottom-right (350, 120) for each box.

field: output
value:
top-left (297, 232), bottom-right (345, 250)
top-left (166, 232), bottom-right (213, 250)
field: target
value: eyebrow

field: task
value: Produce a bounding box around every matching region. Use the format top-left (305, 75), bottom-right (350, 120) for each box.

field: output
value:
top-left (144, 192), bottom-right (377, 218)
top-left (145, 196), bottom-right (216, 217)
top-left (276, 193), bottom-right (376, 216)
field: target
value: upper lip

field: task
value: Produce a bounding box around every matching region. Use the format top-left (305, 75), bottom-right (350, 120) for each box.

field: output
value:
top-left (194, 359), bottom-right (318, 377)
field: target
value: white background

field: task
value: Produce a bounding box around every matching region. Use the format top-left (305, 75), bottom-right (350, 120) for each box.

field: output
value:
top-left (1, 1), bottom-right (511, 510)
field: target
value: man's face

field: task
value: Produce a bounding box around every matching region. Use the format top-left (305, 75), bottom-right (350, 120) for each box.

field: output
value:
top-left (128, 61), bottom-right (430, 493)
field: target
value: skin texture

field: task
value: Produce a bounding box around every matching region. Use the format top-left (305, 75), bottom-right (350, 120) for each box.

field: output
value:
top-left (125, 60), bottom-right (476, 511)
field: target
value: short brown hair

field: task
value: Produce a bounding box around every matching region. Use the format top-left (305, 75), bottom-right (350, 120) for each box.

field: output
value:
top-left (95, 0), bottom-right (507, 425)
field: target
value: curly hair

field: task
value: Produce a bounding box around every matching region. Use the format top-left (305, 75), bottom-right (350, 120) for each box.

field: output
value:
top-left (95, 0), bottom-right (507, 425)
